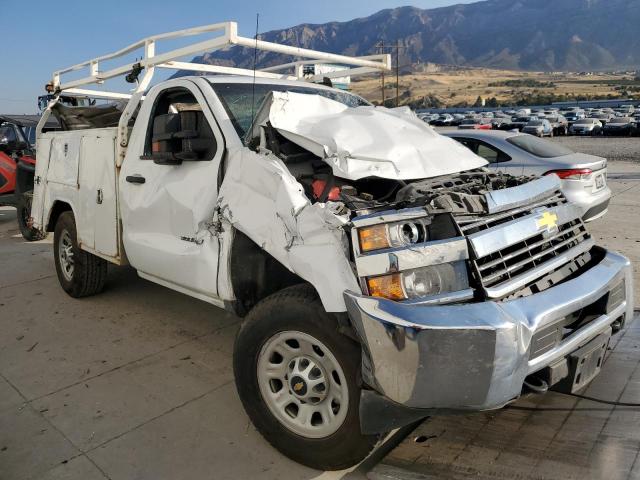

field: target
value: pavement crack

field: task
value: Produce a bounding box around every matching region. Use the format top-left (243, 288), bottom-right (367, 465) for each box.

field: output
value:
top-left (25, 323), bottom-right (233, 404)
top-left (0, 274), bottom-right (55, 289)
top-left (84, 380), bottom-right (234, 454)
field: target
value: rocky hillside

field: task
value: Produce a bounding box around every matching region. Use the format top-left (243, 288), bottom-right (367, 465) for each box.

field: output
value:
top-left (188, 0), bottom-right (640, 72)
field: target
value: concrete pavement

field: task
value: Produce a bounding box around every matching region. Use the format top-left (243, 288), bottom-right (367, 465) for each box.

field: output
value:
top-left (1, 160), bottom-right (639, 480)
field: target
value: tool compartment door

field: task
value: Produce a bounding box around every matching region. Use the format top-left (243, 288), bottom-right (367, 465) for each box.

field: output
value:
top-left (78, 132), bottom-right (119, 257)
top-left (31, 137), bottom-right (52, 230)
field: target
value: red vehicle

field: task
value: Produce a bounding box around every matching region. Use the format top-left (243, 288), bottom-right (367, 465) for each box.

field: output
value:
top-left (0, 116), bottom-right (44, 240)
top-left (458, 118), bottom-right (493, 130)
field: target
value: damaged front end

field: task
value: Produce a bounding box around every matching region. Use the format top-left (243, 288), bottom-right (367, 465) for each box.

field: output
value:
top-left (218, 90), bottom-right (633, 434)
top-left (344, 173), bottom-right (633, 433)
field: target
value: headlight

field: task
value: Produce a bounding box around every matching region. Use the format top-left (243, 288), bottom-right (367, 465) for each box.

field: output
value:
top-left (358, 220), bottom-right (427, 253)
top-left (366, 262), bottom-right (469, 301)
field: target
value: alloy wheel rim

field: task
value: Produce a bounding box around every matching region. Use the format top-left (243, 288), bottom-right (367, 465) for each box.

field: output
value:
top-left (257, 331), bottom-right (348, 438)
top-left (58, 230), bottom-right (75, 281)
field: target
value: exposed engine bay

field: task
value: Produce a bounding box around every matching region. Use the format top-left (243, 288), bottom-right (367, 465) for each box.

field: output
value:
top-left (249, 120), bottom-right (597, 305)
top-left (257, 122), bottom-right (535, 219)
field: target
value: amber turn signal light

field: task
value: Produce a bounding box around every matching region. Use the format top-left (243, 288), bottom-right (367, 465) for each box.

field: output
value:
top-left (366, 274), bottom-right (406, 301)
top-left (358, 224), bottom-right (390, 252)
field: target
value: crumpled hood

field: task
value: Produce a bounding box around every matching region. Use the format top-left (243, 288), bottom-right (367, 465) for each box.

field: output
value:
top-left (250, 91), bottom-right (487, 181)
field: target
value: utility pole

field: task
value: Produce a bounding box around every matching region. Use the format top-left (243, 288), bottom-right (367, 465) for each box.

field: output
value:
top-left (396, 39), bottom-right (400, 108)
top-left (379, 41), bottom-right (385, 105)
top-left (376, 41), bottom-right (407, 108)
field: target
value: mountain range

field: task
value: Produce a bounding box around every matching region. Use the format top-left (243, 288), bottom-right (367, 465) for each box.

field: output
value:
top-left (188, 0), bottom-right (640, 72)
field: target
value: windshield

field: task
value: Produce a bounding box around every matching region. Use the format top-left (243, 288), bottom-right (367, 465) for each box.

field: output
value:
top-left (527, 121), bottom-right (543, 126)
top-left (575, 119), bottom-right (595, 125)
top-left (209, 82), bottom-right (370, 137)
top-left (507, 135), bottom-right (574, 158)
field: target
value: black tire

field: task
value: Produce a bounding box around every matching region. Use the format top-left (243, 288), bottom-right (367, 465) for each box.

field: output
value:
top-left (233, 284), bottom-right (377, 470)
top-left (53, 211), bottom-right (107, 297)
top-left (16, 190), bottom-right (46, 241)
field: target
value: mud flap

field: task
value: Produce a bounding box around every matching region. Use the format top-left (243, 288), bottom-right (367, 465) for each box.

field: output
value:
top-left (359, 389), bottom-right (430, 435)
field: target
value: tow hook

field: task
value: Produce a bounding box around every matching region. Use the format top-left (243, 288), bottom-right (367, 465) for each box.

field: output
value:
top-left (523, 375), bottom-right (549, 394)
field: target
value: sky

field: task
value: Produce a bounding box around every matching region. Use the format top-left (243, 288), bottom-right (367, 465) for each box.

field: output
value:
top-left (0, 0), bottom-right (478, 113)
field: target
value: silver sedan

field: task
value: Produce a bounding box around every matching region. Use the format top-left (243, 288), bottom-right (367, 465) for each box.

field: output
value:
top-left (443, 130), bottom-right (611, 222)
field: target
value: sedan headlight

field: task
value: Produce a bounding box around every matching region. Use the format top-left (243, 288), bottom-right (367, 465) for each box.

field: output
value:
top-left (366, 262), bottom-right (469, 301)
top-left (358, 220), bottom-right (427, 253)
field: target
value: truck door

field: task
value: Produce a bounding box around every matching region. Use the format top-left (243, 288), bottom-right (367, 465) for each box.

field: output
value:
top-left (119, 81), bottom-right (225, 300)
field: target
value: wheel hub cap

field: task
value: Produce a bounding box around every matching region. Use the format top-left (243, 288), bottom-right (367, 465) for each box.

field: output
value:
top-left (287, 356), bottom-right (327, 404)
top-left (257, 331), bottom-right (349, 439)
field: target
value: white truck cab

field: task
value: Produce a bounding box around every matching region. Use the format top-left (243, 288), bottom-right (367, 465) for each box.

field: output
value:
top-left (32, 23), bottom-right (634, 470)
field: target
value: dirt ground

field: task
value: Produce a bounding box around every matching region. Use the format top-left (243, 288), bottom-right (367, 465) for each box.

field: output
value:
top-left (351, 68), bottom-right (639, 107)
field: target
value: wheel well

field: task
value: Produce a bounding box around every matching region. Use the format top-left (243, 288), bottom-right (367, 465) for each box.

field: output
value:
top-left (229, 229), bottom-right (306, 316)
top-left (15, 162), bottom-right (35, 195)
top-left (46, 201), bottom-right (73, 232)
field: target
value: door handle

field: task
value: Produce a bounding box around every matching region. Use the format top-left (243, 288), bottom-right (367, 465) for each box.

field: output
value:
top-left (126, 175), bottom-right (146, 184)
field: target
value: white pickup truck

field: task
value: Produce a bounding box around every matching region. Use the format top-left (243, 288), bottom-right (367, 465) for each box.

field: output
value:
top-left (32, 23), bottom-right (634, 470)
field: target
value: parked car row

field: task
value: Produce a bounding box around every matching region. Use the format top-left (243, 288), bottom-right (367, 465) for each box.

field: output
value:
top-left (418, 104), bottom-right (640, 136)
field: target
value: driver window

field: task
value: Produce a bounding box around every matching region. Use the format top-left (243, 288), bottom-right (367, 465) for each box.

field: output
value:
top-left (143, 88), bottom-right (216, 162)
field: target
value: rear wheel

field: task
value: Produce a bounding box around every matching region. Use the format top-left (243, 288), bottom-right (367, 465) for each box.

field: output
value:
top-left (16, 190), bottom-right (46, 241)
top-left (233, 284), bottom-right (377, 470)
top-left (54, 211), bottom-right (107, 297)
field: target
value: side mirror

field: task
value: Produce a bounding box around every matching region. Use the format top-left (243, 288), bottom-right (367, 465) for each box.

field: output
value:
top-left (147, 112), bottom-right (216, 165)
top-left (0, 137), bottom-right (17, 152)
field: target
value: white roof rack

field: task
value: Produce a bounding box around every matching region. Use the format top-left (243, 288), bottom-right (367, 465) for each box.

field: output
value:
top-left (51, 21), bottom-right (391, 99)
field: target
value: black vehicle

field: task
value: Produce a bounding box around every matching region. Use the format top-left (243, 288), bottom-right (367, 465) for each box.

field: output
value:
top-left (0, 116), bottom-right (43, 240)
top-left (603, 117), bottom-right (635, 136)
top-left (509, 116), bottom-right (533, 131)
top-left (431, 114), bottom-right (454, 126)
top-left (545, 115), bottom-right (569, 136)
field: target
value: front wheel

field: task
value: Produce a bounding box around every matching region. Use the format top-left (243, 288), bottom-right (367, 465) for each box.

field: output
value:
top-left (54, 211), bottom-right (107, 297)
top-left (233, 284), bottom-right (377, 470)
top-left (16, 191), bottom-right (46, 241)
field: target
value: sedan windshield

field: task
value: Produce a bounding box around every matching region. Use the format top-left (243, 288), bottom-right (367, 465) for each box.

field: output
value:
top-left (209, 82), bottom-right (370, 137)
top-left (507, 135), bottom-right (574, 158)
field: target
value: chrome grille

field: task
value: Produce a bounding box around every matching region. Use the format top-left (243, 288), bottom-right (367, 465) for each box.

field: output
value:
top-left (456, 190), bottom-right (593, 298)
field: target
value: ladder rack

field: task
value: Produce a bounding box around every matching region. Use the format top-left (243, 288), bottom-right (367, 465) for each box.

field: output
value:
top-left (50, 21), bottom-right (391, 99)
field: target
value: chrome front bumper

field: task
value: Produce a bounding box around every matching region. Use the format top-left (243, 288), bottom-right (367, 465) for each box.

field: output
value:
top-left (345, 249), bottom-right (633, 411)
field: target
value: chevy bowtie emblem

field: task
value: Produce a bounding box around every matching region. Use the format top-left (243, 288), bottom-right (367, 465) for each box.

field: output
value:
top-left (536, 211), bottom-right (558, 232)
top-left (293, 382), bottom-right (304, 392)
